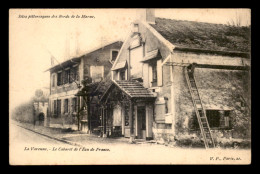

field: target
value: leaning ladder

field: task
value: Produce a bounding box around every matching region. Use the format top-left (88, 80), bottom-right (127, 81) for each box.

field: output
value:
top-left (184, 66), bottom-right (215, 149)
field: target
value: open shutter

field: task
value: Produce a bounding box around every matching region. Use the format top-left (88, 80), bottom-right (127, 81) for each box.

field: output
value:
top-left (157, 59), bottom-right (163, 86)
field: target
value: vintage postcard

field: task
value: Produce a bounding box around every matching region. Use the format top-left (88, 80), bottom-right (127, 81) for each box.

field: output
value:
top-left (9, 8), bottom-right (251, 165)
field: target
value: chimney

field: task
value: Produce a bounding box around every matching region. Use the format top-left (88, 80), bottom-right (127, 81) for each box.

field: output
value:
top-left (136, 9), bottom-right (155, 24)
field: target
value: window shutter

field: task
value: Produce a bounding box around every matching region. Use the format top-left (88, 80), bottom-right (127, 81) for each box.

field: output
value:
top-left (157, 59), bottom-right (162, 86)
top-left (54, 74), bottom-right (56, 86)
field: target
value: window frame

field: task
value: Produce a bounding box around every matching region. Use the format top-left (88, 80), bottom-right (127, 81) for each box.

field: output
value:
top-left (57, 99), bottom-right (61, 117)
top-left (53, 100), bottom-right (57, 116)
top-left (71, 97), bottom-right (77, 113)
top-left (191, 109), bottom-right (232, 130)
top-left (110, 49), bottom-right (119, 63)
top-left (64, 99), bottom-right (69, 114)
top-left (57, 71), bottom-right (62, 86)
top-left (64, 68), bottom-right (70, 84)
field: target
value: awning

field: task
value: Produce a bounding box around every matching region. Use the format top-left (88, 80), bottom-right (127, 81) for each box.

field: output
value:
top-left (111, 60), bottom-right (127, 71)
top-left (141, 49), bottom-right (162, 63)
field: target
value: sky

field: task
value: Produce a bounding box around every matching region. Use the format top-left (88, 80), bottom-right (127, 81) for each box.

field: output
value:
top-left (9, 8), bottom-right (250, 112)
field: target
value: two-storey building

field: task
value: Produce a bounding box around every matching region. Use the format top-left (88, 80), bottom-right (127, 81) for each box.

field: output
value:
top-left (46, 41), bottom-right (123, 131)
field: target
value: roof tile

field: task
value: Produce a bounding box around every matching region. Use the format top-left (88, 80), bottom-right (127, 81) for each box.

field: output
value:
top-left (114, 80), bottom-right (155, 98)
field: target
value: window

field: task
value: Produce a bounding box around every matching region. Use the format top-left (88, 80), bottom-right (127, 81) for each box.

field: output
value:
top-left (90, 66), bottom-right (104, 82)
top-left (151, 62), bottom-right (157, 87)
top-left (64, 69), bottom-right (70, 84)
top-left (191, 110), bottom-right (232, 130)
top-left (120, 70), bottom-right (126, 80)
top-left (57, 100), bottom-right (61, 117)
top-left (206, 110), bottom-right (220, 128)
top-left (111, 50), bottom-right (119, 62)
top-left (71, 66), bottom-right (79, 82)
top-left (64, 99), bottom-right (69, 113)
top-left (57, 72), bottom-right (62, 86)
top-left (71, 97), bottom-right (77, 113)
top-left (53, 100), bottom-right (57, 116)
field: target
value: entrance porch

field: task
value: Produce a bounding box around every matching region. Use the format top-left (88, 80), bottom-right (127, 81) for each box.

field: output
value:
top-left (99, 80), bottom-right (156, 141)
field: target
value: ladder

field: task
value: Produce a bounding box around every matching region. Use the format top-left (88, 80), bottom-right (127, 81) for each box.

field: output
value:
top-left (184, 64), bottom-right (215, 149)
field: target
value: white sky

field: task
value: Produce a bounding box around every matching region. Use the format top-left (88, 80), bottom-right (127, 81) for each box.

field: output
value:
top-left (9, 8), bottom-right (250, 112)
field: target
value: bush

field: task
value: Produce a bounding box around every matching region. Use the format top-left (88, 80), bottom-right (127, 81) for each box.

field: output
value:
top-left (175, 134), bottom-right (251, 149)
top-left (216, 138), bottom-right (251, 149)
top-left (175, 134), bottom-right (205, 148)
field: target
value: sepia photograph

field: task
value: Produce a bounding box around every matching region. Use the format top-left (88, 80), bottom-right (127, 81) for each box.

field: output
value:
top-left (9, 8), bottom-right (251, 165)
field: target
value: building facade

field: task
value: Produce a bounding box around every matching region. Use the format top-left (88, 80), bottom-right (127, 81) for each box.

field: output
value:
top-left (100, 9), bottom-right (251, 145)
top-left (47, 41), bottom-right (123, 131)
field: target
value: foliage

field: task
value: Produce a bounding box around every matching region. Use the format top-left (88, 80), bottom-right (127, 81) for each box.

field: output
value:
top-left (175, 134), bottom-right (204, 148)
top-left (11, 100), bottom-right (34, 123)
top-left (11, 88), bottom-right (49, 123)
top-left (226, 70), bottom-right (251, 138)
top-left (175, 134), bottom-right (251, 149)
top-left (215, 137), bottom-right (251, 149)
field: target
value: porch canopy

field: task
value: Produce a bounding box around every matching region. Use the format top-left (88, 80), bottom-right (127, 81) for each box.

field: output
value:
top-left (99, 80), bottom-right (156, 139)
top-left (141, 49), bottom-right (162, 63)
top-left (100, 80), bottom-right (156, 102)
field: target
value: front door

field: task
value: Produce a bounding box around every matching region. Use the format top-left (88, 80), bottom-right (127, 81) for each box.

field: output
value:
top-left (137, 106), bottom-right (146, 139)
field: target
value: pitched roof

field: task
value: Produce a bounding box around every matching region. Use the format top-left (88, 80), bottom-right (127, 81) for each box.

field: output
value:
top-left (150, 18), bottom-right (250, 53)
top-left (44, 57), bottom-right (81, 72)
top-left (111, 60), bottom-right (127, 70)
top-left (100, 80), bottom-right (156, 101)
top-left (45, 41), bottom-right (123, 72)
top-left (113, 80), bottom-right (155, 98)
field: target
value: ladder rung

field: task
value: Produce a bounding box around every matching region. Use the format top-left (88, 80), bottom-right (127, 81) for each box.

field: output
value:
top-left (186, 68), bottom-right (215, 148)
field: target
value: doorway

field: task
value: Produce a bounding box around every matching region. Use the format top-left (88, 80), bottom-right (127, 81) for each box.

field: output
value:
top-left (137, 106), bottom-right (146, 139)
top-left (38, 112), bottom-right (45, 126)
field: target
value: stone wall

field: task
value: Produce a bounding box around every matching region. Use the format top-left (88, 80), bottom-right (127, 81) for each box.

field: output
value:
top-left (173, 66), bottom-right (250, 140)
